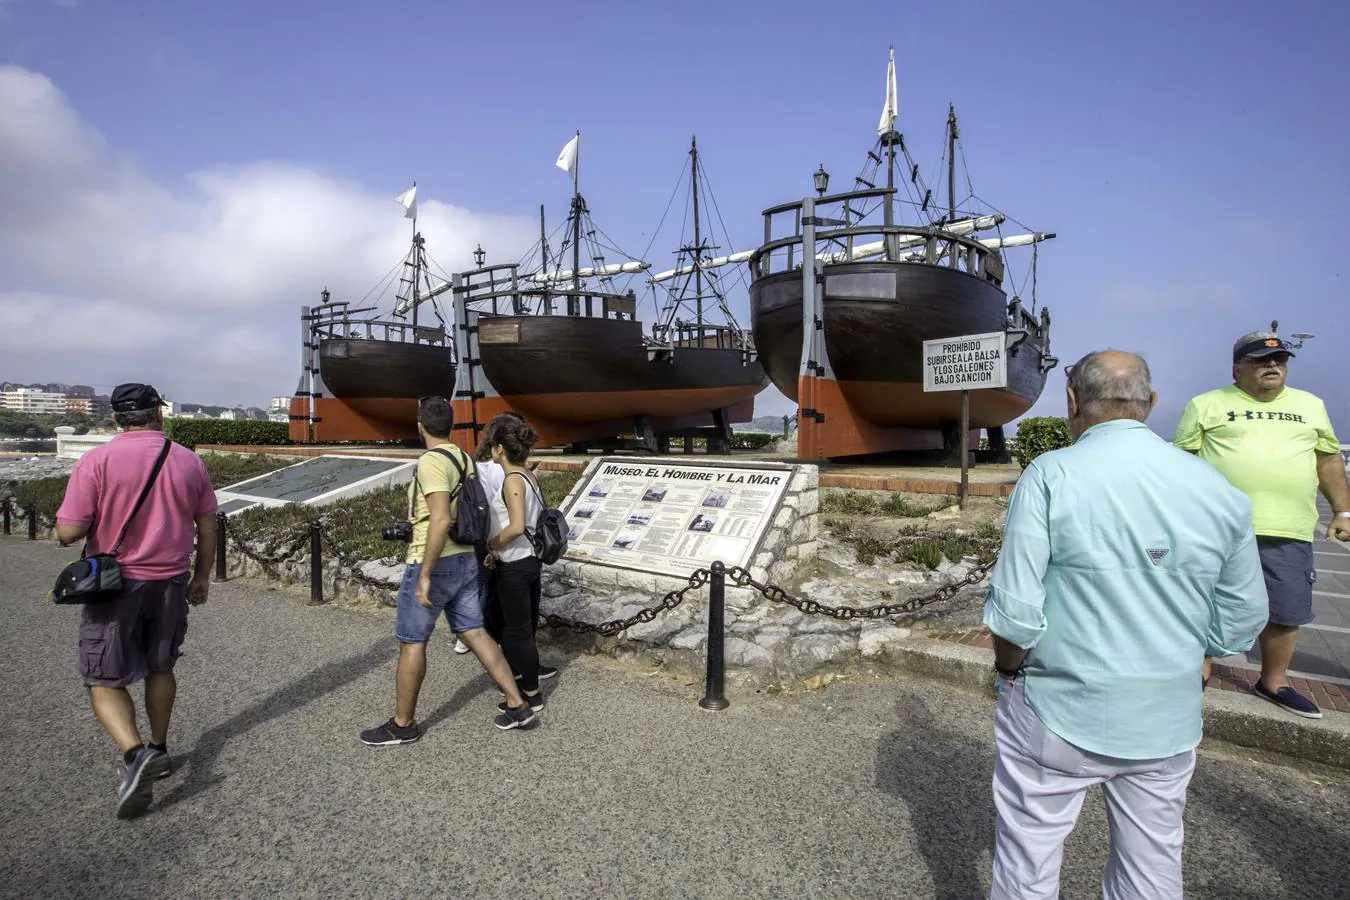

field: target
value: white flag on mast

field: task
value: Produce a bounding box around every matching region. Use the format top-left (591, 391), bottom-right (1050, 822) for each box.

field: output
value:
top-left (876, 48), bottom-right (898, 135)
top-left (555, 134), bottom-right (579, 181)
top-left (395, 185), bottom-right (417, 219)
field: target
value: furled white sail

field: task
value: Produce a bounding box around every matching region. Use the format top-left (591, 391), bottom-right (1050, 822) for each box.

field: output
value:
top-left (819, 214), bottom-right (1006, 263)
top-left (525, 260), bottom-right (650, 285)
top-left (648, 250), bottom-right (755, 284)
top-left (977, 232), bottom-right (1055, 250)
top-left (395, 184), bottom-right (417, 220)
top-left (877, 48), bottom-right (898, 136)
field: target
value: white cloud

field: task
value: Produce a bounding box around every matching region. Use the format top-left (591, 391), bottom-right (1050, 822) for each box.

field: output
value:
top-left (0, 64), bottom-right (533, 405)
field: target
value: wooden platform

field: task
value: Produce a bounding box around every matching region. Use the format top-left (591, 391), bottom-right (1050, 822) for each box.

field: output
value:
top-left (198, 445), bottom-right (1022, 498)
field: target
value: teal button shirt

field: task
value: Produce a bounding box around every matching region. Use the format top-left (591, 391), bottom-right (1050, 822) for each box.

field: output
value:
top-left (984, 420), bottom-right (1267, 760)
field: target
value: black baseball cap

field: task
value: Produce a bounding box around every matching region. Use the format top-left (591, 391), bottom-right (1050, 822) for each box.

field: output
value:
top-left (1232, 334), bottom-right (1295, 363)
top-left (110, 383), bottom-right (165, 412)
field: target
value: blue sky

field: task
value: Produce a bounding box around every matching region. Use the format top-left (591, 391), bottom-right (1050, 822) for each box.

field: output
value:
top-left (1, 0), bottom-right (1345, 437)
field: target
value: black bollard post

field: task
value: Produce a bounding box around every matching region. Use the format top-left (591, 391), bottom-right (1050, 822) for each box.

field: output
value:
top-left (27, 503), bottom-right (38, 541)
top-left (2, 498), bottom-right (10, 535)
top-left (699, 560), bottom-right (730, 711)
top-left (308, 520), bottom-right (323, 605)
top-left (213, 511), bottom-right (227, 583)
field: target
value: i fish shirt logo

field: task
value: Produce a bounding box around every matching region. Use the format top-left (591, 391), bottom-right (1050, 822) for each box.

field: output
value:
top-left (1225, 410), bottom-right (1305, 423)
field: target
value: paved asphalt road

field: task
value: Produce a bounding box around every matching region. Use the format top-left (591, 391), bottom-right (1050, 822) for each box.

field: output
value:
top-left (2, 538), bottom-right (1348, 900)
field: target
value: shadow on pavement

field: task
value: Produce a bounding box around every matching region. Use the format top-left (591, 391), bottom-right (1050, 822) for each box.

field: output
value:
top-left (157, 635), bottom-right (398, 809)
top-left (1186, 760), bottom-right (1348, 899)
top-left (875, 693), bottom-right (996, 900)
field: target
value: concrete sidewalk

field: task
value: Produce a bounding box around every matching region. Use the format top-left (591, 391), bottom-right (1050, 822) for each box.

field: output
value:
top-left (3, 537), bottom-right (1348, 900)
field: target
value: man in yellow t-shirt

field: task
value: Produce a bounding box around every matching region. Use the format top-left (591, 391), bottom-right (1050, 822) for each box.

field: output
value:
top-left (1175, 331), bottom-right (1350, 719)
top-left (359, 397), bottom-right (536, 745)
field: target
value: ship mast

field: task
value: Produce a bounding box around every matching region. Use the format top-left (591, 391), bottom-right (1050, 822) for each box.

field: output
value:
top-left (947, 104), bottom-right (958, 225)
top-left (570, 130), bottom-right (581, 317)
top-left (690, 135), bottom-right (704, 335)
top-left (539, 204), bottom-right (551, 315)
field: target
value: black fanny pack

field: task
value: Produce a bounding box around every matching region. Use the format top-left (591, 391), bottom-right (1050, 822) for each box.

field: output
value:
top-left (50, 437), bottom-right (171, 605)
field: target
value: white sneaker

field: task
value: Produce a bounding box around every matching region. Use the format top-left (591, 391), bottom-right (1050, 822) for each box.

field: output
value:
top-left (453, 638), bottom-right (471, 655)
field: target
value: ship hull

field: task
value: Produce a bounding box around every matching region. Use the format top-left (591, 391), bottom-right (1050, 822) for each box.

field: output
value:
top-left (750, 261), bottom-right (1048, 431)
top-left (473, 315), bottom-right (768, 446)
top-left (289, 338), bottom-right (456, 442)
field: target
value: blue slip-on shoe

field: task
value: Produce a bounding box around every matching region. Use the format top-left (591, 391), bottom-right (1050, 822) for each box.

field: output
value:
top-left (116, 747), bottom-right (159, 820)
top-left (1254, 680), bottom-right (1324, 719)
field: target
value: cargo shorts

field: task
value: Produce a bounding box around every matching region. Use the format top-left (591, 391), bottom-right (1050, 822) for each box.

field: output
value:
top-left (78, 574), bottom-right (191, 688)
top-left (1257, 537), bottom-right (1316, 627)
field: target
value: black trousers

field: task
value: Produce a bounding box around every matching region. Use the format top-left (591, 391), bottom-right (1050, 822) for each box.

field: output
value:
top-left (487, 556), bottom-right (542, 692)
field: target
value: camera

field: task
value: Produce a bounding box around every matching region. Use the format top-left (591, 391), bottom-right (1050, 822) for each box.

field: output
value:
top-left (381, 521), bottom-right (413, 542)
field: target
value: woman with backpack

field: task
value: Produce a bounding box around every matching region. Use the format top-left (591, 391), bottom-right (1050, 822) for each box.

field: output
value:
top-left (484, 415), bottom-right (550, 711)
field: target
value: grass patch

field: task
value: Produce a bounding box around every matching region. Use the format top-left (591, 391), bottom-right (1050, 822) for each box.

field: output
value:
top-left (202, 453), bottom-right (299, 487)
top-left (821, 490), bottom-right (953, 518)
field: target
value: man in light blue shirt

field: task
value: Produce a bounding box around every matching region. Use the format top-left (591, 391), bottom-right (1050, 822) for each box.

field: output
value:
top-left (984, 350), bottom-right (1266, 900)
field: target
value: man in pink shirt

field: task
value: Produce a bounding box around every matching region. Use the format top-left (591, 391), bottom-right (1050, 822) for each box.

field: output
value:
top-left (55, 383), bottom-right (218, 819)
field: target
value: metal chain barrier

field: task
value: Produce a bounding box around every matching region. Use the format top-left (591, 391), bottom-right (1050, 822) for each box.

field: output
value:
top-left (319, 530), bottom-right (401, 592)
top-left (226, 527), bottom-right (312, 569)
top-left (542, 568), bottom-right (712, 637)
top-left (724, 549), bottom-right (1001, 621)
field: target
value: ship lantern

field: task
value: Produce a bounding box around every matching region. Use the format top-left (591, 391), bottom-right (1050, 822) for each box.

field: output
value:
top-left (813, 164), bottom-right (830, 197)
top-left (321, 288), bottom-right (331, 304)
top-left (473, 244), bottom-right (486, 268)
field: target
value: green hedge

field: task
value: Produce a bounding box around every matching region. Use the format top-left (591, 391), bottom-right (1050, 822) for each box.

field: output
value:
top-left (1013, 416), bottom-right (1072, 468)
top-left (166, 418), bottom-right (289, 449)
top-left (730, 432), bottom-right (778, 450)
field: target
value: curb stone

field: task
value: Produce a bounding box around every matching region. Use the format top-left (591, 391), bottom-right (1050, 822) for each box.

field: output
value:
top-left (886, 637), bottom-right (1350, 771)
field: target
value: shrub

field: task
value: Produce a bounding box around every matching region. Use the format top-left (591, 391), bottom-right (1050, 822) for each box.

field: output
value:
top-left (730, 432), bottom-right (777, 450)
top-left (1013, 416), bottom-right (1071, 468)
top-left (166, 418), bottom-right (289, 450)
top-left (10, 476), bottom-right (70, 523)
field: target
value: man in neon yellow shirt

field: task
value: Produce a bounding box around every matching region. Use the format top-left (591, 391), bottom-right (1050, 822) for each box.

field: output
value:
top-left (1175, 331), bottom-right (1350, 718)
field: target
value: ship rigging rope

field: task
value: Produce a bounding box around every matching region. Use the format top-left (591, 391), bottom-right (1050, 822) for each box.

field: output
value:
top-left (356, 257), bottom-right (407, 309)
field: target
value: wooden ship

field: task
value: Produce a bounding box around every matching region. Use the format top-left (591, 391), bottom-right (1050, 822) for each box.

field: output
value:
top-left (289, 187), bottom-right (457, 442)
top-left (745, 50), bottom-right (1059, 461)
top-left (438, 134), bottom-right (768, 454)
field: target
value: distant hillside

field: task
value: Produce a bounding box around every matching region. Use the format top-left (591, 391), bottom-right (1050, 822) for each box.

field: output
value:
top-left (732, 415), bottom-right (793, 435)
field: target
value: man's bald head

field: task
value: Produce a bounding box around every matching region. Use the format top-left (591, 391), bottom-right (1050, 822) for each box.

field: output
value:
top-left (1066, 350), bottom-right (1156, 428)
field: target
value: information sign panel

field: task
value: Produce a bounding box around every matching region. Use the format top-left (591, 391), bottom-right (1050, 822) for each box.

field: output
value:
top-left (562, 458), bottom-right (794, 577)
top-left (922, 331), bottom-right (1008, 392)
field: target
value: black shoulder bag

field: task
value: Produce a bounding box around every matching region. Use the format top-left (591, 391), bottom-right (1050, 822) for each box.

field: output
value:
top-left (50, 437), bottom-right (173, 605)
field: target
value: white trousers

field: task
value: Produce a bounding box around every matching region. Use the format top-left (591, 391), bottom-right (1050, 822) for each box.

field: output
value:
top-left (989, 676), bottom-right (1196, 900)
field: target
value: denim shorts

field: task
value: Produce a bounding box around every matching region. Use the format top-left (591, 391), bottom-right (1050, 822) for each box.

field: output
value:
top-left (395, 553), bottom-right (484, 643)
top-left (1257, 536), bottom-right (1315, 627)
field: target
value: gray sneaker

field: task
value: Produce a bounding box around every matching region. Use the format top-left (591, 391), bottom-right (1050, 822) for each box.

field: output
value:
top-left (116, 747), bottom-right (158, 819)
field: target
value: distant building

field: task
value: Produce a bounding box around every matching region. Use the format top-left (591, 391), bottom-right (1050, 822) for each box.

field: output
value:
top-left (269, 396), bottom-right (292, 415)
top-left (65, 396), bottom-right (92, 414)
top-left (2, 387), bottom-right (67, 415)
top-left (218, 409), bottom-right (240, 420)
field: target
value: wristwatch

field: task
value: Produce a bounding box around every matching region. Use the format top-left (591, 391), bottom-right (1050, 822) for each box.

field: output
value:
top-left (995, 663), bottom-right (1023, 680)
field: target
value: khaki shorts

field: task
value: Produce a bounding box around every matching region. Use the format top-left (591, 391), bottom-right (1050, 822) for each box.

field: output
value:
top-left (78, 574), bottom-right (190, 688)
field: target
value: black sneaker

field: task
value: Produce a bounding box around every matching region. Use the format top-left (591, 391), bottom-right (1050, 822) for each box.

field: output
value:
top-left (145, 747), bottom-right (173, 780)
top-left (497, 692), bottom-right (545, 714)
top-left (360, 717), bottom-right (423, 746)
top-left (517, 665), bottom-right (559, 681)
top-left (494, 702), bottom-right (537, 731)
top-left (116, 747), bottom-right (158, 820)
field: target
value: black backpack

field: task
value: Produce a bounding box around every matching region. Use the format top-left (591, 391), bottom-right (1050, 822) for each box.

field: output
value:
top-left (507, 471), bottom-right (569, 565)
top-left (431, 447), bottom-right (491, 549)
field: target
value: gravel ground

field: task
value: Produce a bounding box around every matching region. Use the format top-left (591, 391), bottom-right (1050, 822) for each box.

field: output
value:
top-left (2, 536), bottom-right (1348, 900)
